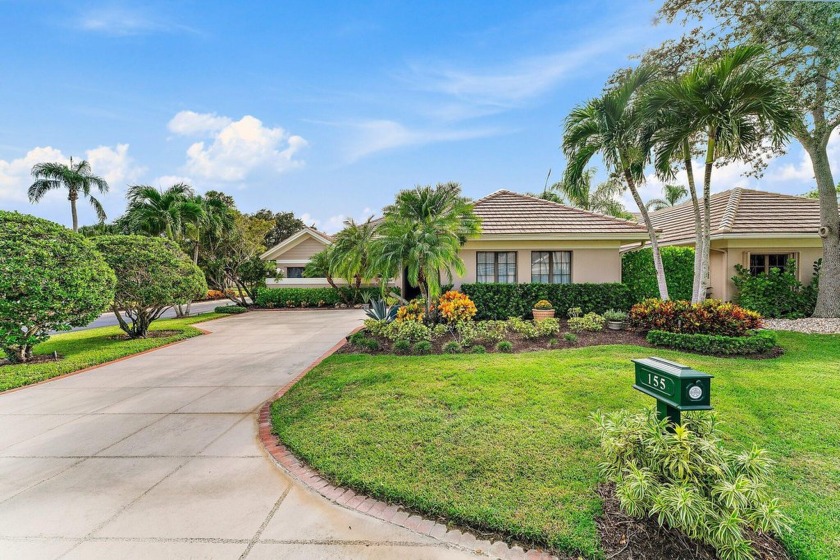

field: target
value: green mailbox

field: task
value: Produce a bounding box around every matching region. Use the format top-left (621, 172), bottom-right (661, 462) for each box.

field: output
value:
top-left (632, 357), bottom-right (713, 425)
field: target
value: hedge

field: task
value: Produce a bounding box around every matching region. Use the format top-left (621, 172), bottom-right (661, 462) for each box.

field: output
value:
top-left (460, 283), bottom-right (633, 320)
top-left (215, 305), bottom-right (248, 314)
top-left (646, 329), bottom-right (777, 356)
top-left (622, 246), bottom-right (695, 302)
top-left (255, 287), bottom-right (380, 308)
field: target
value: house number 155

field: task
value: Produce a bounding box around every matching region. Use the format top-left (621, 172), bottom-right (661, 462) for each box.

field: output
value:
top-left (647, 373), bottom-right (666, 391)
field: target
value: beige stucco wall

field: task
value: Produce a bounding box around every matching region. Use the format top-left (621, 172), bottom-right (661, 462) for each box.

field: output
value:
top-left (279, 237), bottom-right (327, 261)
top-left (452, 239), bottom-right (623, 289)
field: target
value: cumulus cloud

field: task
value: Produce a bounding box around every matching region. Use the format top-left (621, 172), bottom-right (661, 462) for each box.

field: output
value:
top-left (168, 111), bottom-right (308, 182)
top-left (85, 143), bottom-right (145, 190)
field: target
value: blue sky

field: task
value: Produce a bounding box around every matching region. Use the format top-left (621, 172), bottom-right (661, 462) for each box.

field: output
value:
top-left (1, 0), bottom-right (836, 232)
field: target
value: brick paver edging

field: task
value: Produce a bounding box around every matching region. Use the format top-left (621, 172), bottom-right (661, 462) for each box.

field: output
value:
top-left (257, 328), bottom-right (558, 560)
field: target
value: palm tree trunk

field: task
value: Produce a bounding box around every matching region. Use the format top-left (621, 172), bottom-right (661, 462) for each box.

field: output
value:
top-left (69, 189), bottom-right (79, 232)
top-left (699, 133), bottom-right (716, 301)
top-left (805, 139), bottom-right (840, 317)
top-left (624, 169), bottom-right (670, 301)
top-left (683, 141), bottom-right (704, 303)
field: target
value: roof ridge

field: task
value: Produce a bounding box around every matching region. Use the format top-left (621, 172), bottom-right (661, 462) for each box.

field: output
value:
top-left (472, 189), bottom-right (513, 204)
top-left (718, 188), bottom-right (742, 232)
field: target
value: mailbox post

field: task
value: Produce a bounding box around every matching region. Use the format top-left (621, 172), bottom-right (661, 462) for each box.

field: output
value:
top-left (632, 357), bottom-right (713, 425)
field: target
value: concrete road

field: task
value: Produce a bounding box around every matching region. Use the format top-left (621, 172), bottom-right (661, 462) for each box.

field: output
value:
top-left (0, 311), bottom-right (485, 559)
top-left (72, 300), bottom-right (233, 331)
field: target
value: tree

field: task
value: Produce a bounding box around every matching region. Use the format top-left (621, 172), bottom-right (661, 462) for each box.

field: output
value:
top-left (124, 183), bottom-right (202, 240)
top-left (251, 209), bottom-right (305, 248)
top-left (0, 212), bottom-right (115, 362)
top-left (645, 184), bottom-right (688, 211)
top-left (329, 217), bottom-right (380, 290)
top-left (93, 236), bottom-right (206, 338)
top-left (304, 247), bottom-right (342, 291)
top-left (804, 184), bottom-right (840, 200)
top-left (656, 0), bottom-right (840, 316)
top-left (647, 45), bottom-right (797, 302)
top-left (29, 158), bottom-right (109, 232)
top-left (373, 182), bottom-right (481, 314)
top-left (542, 169), bottom-right (632, 219)
top-left (563, 66), bottom-right (671, 300)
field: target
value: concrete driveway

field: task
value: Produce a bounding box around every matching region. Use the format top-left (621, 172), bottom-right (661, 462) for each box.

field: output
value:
top-left (0, 311), bottom-right (483, 560)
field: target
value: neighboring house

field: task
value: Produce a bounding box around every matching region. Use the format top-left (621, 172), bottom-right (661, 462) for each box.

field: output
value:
top-left (260, 226), bottom-right (334, 288)
top-left (642, 188), bottom-right (828, 301)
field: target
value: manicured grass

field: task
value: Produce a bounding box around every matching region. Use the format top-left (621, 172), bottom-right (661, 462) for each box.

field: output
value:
top-left (271, 331), bottom-right (840, 559)
top-left (0, 313), bottom-right (225, 392)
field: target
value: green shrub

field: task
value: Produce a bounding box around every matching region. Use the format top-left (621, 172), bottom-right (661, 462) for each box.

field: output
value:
top-left (461, 283), bottom-right (633, 320)
top-left (0, 212), bottom-right (116, 362)
top-left (732, 260), bottom-right (818, 318)
top-left (94, 236), bottom-right (206, 339)
top-left (431, 324), bottom-right (449, 340)
top-left (442, 341), bottom-right (462, 354)
top-left (412, 340), bottom-right (432, 355)
top-left (393, 339), bottom-right (411, 354)
top-left (363, 318), bottom-right (390, 338)
top-left (384, 321), bottom-right (432, 343)
top-left (563, 332), bottom-right (578, 343)
top-left (495, 340), bottom-right (513, 353)
top-left (595, 408), bottom-right (789, 560)
top-left (647, 329), bottom-right (777, 356)
top-left (603, 309), bottom-right (627, 322)
top-left (470, 344), bottom-right (487, 354)
top-left (622, 246), bottom-right (695, 302)
top-left (255, 287), bottom-right (379, 308)
top-left (348, 331), bottom-right (368, 345)
top-left (455, 320), bottom-right (508, 346)
top-left (630, 299), bottom-right (762, 337)
top-left (214, 305), bottom-right (247, 314)
top-left (568, 312), bottom-right (605, 332)
top-left (348, 332), bottom-right (379, 351)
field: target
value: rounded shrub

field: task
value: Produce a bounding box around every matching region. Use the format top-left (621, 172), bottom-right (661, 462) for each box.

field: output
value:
top-left (470, 344), bottom-right (487, 354)
top-left (412, 340), bottom-right (432, 355)
top-left (495, 340), bottom-right (513, 353)
top-left (563, 332), bottom-right (578, 343)
top-left (442, 341), bottom-right (462, 354)
top-left (215, 305), bottom-right (247, 314)
top-left (393, 338), bottom-right (411, 354)
top-left (0, 212), bottom-right (116, 362)
top-left (93, 235), bottom-right (206, 339)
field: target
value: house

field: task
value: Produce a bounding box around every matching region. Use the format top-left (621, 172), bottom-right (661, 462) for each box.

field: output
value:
top-left (260, 226), bottom-right (334, 288)
top-left (643, 188), bottom-right (827, 300)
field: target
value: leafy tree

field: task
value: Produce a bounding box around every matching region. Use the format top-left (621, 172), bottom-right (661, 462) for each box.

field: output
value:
top-left (655, 0), bottom-right (840, 316)
top-left (28, 158), bottom-right (109, 231)
top-left (541, 168), bottom-right (632, 219)
top-left (0, 212), bottom-right (116, 362)
top-left (373, 182), bottom-right (481, 314)
top-left (93, 236), bottom-right (206, 338)
top-left (304, 247), bottom-right (343, 293)
top-left (645, 184), bottom-right (688, 211)
top-left (329, 217), bottom-right (380, 290)
top-left (563, 66), bottom-right (671, 300)
top-left (803, 184), bottom-right (840, 200)
top-left (251, 209), bottom-right (305, 248)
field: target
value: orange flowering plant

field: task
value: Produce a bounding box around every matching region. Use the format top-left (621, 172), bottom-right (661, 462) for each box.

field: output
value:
top-left (436, 291), bottom-right (477, 323)
top-left (396, 299), bottom-right (425, 323)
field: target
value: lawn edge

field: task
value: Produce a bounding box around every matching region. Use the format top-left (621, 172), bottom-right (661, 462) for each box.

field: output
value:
top-left (258, 326), bottom-right (560, 560)
top-left (0, 313), bottom-right (229, 395)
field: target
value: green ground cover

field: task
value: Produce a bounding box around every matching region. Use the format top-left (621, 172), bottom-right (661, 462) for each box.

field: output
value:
top-left (0, 312), bottom-right (225, 392)
top-left (272, 331), bottom-right (840, 559)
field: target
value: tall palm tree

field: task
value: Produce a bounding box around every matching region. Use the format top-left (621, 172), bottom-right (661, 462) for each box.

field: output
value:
top-left (545, 168), bottom-right (632, 219)
top-left (648, 45), bottom-right (797, 301)
top-left (563, 65), bottom-right (671, 300)
top-left (124, 183), bottom-right (203, 240)
top-left (329, 217), bottom-right (379, 290)
top-left (304, 247), bottom-right (341, 292)
top-left (645, 184), bottom-right (688, 211)
top-left (373, 182), bottom-right (481, 313)
top-left (29, 158), bottom-right (109, 231)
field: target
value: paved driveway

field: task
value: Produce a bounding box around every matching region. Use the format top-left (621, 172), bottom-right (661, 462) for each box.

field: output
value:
top-left (0, 311), bottom-right (482, 560)
top-left (70, 300), bottom-right (233, 332)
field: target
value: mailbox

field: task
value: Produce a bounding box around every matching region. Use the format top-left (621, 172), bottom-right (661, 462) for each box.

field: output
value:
top-left (632, 357), bottom-right (713, 425)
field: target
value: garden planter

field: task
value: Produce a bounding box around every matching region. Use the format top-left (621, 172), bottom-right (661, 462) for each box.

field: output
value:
top-left (607, 320), bottom-right (625, 331)
top-left (532, 309), bottom-right (555, 322)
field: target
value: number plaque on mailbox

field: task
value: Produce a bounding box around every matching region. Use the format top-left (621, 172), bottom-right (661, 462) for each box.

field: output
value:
top-left (632, 357), bottom-right (713, 425)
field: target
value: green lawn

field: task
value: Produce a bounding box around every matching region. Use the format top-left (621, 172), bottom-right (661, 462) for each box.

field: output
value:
top-left (271, 331), bottom-right (840, 560)
top-left (0, 313), bottom-right (225, 392)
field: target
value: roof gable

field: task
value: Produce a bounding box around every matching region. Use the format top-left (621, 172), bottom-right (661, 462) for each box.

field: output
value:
top-left (260, 226), bottom-right (332, 260)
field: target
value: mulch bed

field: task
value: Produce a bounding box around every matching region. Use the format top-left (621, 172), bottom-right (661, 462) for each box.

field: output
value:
top-left (107, 330), bottom-right (181, 341)
top-left (596, 484), bottom-right (791, 560)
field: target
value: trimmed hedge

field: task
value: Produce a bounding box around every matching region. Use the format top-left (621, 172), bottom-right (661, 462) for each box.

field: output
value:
top-left (215, 305), bottom-right (247, 314)
top-left (460, 283), bottom-right (633, 320)
top-left (255, 287), bottom-right (380, 308)
top-left (646, 329), bottom-right (777, 356)
top-left (622, 246), bottom-right (695, 302)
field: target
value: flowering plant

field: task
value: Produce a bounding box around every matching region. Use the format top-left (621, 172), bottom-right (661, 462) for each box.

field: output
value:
top-left (436, 291), bottom-right (477, 323)
top-left (396, 299), bottom-right (425, 323)
top-left (533, 299), bottom-right (554, 310)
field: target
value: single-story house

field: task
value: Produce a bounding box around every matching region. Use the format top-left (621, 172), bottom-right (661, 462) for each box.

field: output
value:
top-left (260, 226), bottom-right (335, 288)
top-left (641, 187), bottom-right (828, 300)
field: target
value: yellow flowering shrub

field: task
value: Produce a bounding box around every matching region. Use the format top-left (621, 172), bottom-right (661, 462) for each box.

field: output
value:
top-left (396, 299), bottom-right (425, 323)
top-left (437, 291), bottom-right (477, 323)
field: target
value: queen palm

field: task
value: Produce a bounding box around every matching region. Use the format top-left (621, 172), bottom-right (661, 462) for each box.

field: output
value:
top-left (563, 65), bottom-right (671, 300)
top-left (29, 158), bottom-right (109, 231)
top-left (330, 217), bottom-right (379, 291)
top-left (373, 182), bottom-right (481, 314)
top-left (124, 183), bottom-right (203, 241)
top-left (648, 45), bottom-right (797, 301)
top-left (645, 184), bottom-right (688, 211)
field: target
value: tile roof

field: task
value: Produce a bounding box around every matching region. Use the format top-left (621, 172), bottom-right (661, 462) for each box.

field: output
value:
top-left (472, 190), bottom-right (650, 237)
top-left (649, 188), bottom-right (826, 244)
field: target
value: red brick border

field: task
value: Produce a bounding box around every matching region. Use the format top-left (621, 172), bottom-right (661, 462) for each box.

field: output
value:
top-left (257, 328), bottom-right (558, 560)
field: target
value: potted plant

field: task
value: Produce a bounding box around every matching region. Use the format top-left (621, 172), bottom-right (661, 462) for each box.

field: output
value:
top-left (603, 309), bottom-right (627, 330)
top-left (532, 300), bottom-right (555, 322)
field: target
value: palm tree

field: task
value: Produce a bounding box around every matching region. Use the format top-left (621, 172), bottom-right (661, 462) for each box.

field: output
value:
top-left (29, 158), bottom-right (109, 231)
top-left (373, 182), bottom-right (481, 314)
top-left (124, 183), bottom-right (203, 240)
top-left (645, 184), bottom-right (688, 211)
top-left (563, 65), bottom-right (671, 300)
top-left (648, 45), bottom-right (797, 301)
top-left (329, 217), bottom-right (379, 291)
top-left (304, 247), bottom-right (341, 292)
top-left (545, 168), bottom-right (632, 219)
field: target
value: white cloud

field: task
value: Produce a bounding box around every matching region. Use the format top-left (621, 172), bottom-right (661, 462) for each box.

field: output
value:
top-left (85, 144), bottom-right (145, 191)
top-left (169, 112), bottom-right (308, 182)
top-left (0, 146), bottom-right (66, 202)
top-left (77, 7), bottom-right (196, 36)
top-left (300, 207), bottom-right (378, 234)
top-left (151, 175), bottom-right (194, 188)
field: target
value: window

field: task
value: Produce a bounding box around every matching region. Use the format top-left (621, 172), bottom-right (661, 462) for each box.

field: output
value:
top-left (476, 252), bottom-right (517, 283)
top-left (531, 251), bottom-right (572, 284)
top-left (748, 253), bottom-right (791, 276)
top-left (286, 266), bottom-right (305, 279)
